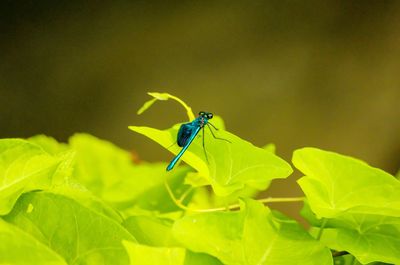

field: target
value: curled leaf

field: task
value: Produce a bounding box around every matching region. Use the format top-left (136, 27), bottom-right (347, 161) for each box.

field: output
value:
top-left (137, 92), bottom-right (195, 121)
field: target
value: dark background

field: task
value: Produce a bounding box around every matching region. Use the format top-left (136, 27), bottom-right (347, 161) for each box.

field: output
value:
top-left (1, 1), bottom-right (399, 216)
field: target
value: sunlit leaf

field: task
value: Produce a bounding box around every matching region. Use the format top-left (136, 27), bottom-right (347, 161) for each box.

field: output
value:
top-left (123, 240), bottom-right (222, 265)
top-left (3, 89), bottom-right (399, 265)
top-left (69, 133), bottom-right (134, 198)
top-left (262, 143), bottom-right (276, 154)
top-left (128, 167), bottom-right (193, 213)
top-left (185, 187), bottom-right (214, 210)
top-left (183, 251), bottom-right (223, 265)
top-left (0, 139), bottom-right (68, 215)
top-left (132, 93), bottom-right (291, 197)
top-left (318, 215), bottom-right (400, 265)
top-left (28, 134), bottom-right (69, 155)
top-left (173, 198), bottom-right (332, 265)
top-left (4, 191), bottom-right (136, 265)
top-left (0, 218), bottom-right (67, 265)
top-left (293, 147), bottom-right (400, 218)
top-left (123, 215), bottom-right (177, 246)
top-left (27, 135), bottom-right (75, 182)
top-left (129, 124), bottom-right (292, 196)
top-left (123, 213), bottom-right (223, 265)
top-left (302, 202), bottom-right (400, 264)
top-left (123, 240), bottom-right (185, 265)
top-left (51, 179), bottom-right (124, 223)
top-left (69, 133), bottom-right (192, 212)
top-left (184, 172), bottom-right (210, 187)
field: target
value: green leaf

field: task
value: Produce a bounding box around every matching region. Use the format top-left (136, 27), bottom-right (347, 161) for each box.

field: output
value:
top-left (183, 251), bottom-right (223, 265)
top-left (129, 125), bottom-right (292, 196)
top-left (51, 180), bottom-right (124, 223)
top-left (303, 203), bottom-right (400, 264)
top-left (123, 240), bottom-right (185, 265)
top-left (4, 191), bottom-right (136, 265)
top-left (296, 149), bottom-right (400, 265)
top-left (293, 147), bottom-right (400, 218)
top-left (28, 135), bottom-right (75, 183)
top-left (137, 92), bottom-right (195, 121)
top-left (27, 135), bottom-right (122, 221)
top-left (0, 218), bottom-right (67, 265)
top-left (28, 135), bottom-right (69, 155)
top-left (122, 240), bottom-right (222, 265)
top-left (173, 198), bottom-right (332, 265)
top-left (184, 172), bottom-right (210, 187)
top-left (262, 143), bottom-right (276, 154)
top-left (185, 186), bottom-right (214, 210)
top-left (122, 214), bottom-right (223, 264)
top-left (69, 133), bottom-right (135, 199)
top-left (0, 139), bottom-right (67, 215)
top-left (132, 94), bottom-right (292, 196)
top-left (69, 133), bottom-right (191, 212)
top-left (123, 215), bottom-right (178, 247)
top-left (316, 215), bottom-right (400, 265)
top-left (121, 166), bottom-right (192, 214)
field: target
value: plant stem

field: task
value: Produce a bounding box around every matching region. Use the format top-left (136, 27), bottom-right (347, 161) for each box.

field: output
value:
top-left (316, 218), bottom-right (327, 240)
top-left (164, 181), bottom-right (304, 213)
top-left (258, 197), bottom-right (305, 203)
top-left (178, 187), bottom-right (193, 203)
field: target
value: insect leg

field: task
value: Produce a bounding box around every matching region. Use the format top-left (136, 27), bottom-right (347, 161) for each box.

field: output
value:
top-left (202, 126), bottom-right (209, 163)
top-left (206, 124), bottom-right (231, 143)
top-left (208, 122), bottom-right (219, 130)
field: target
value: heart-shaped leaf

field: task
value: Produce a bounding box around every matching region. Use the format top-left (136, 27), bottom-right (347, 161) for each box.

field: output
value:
top-left (4, 191), bottom-right (136, 265)
top-left (0, 218), bottom-right (67, 265)
top-left (0, 139), bottom-right (68, 215)
top-left (70, 133), bottom-right (192, 212)
top-left (293, 147), bottom-right (400, 218)
top-left (302, 202), bottom-right (400, 264)
top-left (173, 198), bottom-right (332, 265)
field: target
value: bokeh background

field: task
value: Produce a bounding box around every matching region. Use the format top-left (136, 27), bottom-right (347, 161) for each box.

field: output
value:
top-left (1, 1), bottom-right (399, 218)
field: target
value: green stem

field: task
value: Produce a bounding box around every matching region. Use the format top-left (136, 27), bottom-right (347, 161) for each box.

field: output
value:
top-left (164, 181), bottom-right (304, 213)
top-left (316, 218), bottom-right (327, 240)
top-left (258, 197), bottom-right (305, 203)
top-left (178, 187), bottom-right (193, 203)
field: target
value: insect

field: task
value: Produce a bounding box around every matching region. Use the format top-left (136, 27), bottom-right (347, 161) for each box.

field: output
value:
top-left (166, 111), bottom-right (230, 171)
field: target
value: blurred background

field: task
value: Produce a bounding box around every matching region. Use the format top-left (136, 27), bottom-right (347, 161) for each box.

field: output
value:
top-left (1, 1), bottom-right (399, 217)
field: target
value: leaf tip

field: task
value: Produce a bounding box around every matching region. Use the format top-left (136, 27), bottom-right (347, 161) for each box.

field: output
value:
top-left (128, 126), bottom-right (139, 131)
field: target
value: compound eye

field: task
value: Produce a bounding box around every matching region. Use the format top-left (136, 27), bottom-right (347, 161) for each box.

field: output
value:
top-left (198, 111), bottom-right (205, 116)
top-left (207, 113), bottom-right (213, 119)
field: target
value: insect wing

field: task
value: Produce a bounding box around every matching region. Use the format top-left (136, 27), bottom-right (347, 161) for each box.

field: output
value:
top-left (177, 123), bottom-right (195, 147)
